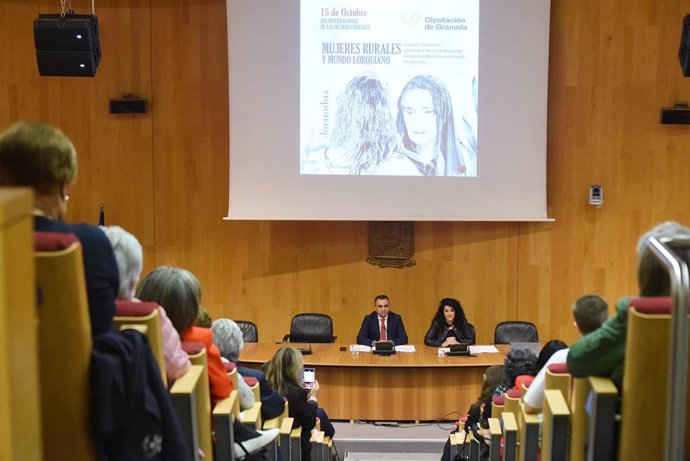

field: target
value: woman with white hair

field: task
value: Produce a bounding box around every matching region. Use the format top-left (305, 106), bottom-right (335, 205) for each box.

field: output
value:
top-left (211, 319), bottom-right (256, 410)
top-left (102, 225), bottom-right (191, 382)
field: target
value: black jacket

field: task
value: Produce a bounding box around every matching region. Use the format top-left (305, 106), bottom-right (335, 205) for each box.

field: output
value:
top-left (424, 320), bottom-right (475, 346)
top-left (91, 329), bottom-right (191, 461)
top-left (285, 383), bottom-right (318, 461)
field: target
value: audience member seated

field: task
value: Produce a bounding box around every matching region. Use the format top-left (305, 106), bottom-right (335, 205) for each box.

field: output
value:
top-left (532, 340), bottom-right (568, 375)
top-left (195, 305), bottom-right (213, 328)
top-left (504, 348), bottom-right (537, 389)
top-left (440, 365), bottom-right (510, 461)
top-left (356, 294), bottom-right (408, 346)
top-left (213, 317), bottom-right (286, 420)
top-left (0, 121), bottom-right (119, 337)
top-left (102, 225), bottom-right (191, 383)
top-left (524, 294), bottom-right (608, 413)
top-left (210, 318), bottom-right (257, 411)
top-left (137, 266), bottom-right (278, 459)
top-left (567, 222), bottom-right (690, 389)
top-left (264, 346), bottom-right (335, 461)
top-left (423, 297), bottom-right (475, 347)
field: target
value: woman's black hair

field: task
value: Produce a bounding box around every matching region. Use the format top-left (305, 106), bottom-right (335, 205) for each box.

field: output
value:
top-left (533, 339), bottom-right (568, 374)
top-left (431, 297), bottom-right (467, 328)
top-left (503, 348), bottom-right (537, 387)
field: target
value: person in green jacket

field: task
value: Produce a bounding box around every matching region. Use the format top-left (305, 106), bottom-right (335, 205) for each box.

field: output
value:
top-left (567, 221), bottom-right (690, 388)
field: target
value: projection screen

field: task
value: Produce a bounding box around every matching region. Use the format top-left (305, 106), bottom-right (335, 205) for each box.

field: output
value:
top-left (226, 0), bottom-right (551, 221)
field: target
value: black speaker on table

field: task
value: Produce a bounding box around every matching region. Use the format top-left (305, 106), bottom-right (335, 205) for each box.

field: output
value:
top-left (33, 14), bottom-right (101, 77)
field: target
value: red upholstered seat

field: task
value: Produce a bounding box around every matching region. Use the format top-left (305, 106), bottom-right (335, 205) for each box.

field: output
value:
top-left (223, 361), bottom-right (237, 373)
top-left (181, 341), bottom-right (205, 355)
top-left (629, 296), bottom-right (690, 315)
top-left (492, 396), bottom-right (505, 406)
top-left (243, 376), bottom-right (259, 387)
top-left (506, 388), bottom-right (522, 399)
top-left (34, 231), bottom-right (79, 251)
top-left (547, 363), bottom-right (569, 374)
top-left (114, 300), bottom-right (158, 317)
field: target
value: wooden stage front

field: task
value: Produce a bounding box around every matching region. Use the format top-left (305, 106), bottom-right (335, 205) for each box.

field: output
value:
top-left (239, 343), bottom-right (508, 421)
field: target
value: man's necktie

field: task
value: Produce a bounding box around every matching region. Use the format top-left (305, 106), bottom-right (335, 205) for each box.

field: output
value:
top-left (380, 318), bottom-right (387, 341)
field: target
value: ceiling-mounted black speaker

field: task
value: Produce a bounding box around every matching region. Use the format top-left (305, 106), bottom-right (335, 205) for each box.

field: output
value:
top-left (33, 14), bottom-right (101, 77)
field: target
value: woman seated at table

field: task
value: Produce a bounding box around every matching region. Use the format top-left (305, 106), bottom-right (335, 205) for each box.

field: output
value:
top-left (424, 298), bottom-right (476, 347)
top-left (264, 347), bottom-right (335, 461)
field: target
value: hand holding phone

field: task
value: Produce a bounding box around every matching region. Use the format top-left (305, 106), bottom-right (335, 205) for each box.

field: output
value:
top-left (303, 367), bottom-right (316, 389)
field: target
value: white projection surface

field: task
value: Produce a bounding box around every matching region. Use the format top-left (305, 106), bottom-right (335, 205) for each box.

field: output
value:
top-left (226, 0), bottom-right (551, 221)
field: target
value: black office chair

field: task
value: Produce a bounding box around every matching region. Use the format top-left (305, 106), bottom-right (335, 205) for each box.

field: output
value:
top-left (283, 313), bottom-right (337, 343)
top-left (466, 322), bottom-right (477, 345)
top-left (235, 320), bottom-right (258, 343)
top-left (493, 321), bottom-right (539, 344)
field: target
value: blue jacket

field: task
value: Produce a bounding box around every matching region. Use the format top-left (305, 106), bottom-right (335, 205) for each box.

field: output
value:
top-left (356, 311), bottom-right (408, 346)
top-left (91, 329), bottom-right (191, 460)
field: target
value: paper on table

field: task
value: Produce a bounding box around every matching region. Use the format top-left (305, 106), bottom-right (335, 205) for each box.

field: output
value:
top-left (394, 345), bottom-right (416, 353)
top-left (469, 345), bottom-right (500, 354)
top-left (350, 344), bottom-right (371, 352)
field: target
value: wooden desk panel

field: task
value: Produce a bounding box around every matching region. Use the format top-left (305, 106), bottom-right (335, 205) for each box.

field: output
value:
top-left (240, 343), bottom-right (508, 420)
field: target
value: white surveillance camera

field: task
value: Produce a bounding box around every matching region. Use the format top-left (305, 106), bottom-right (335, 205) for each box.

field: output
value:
top-left (589, 185), bottom-right (603, 207)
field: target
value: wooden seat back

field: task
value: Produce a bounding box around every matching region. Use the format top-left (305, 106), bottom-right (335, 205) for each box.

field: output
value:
top-left (0, 189), bottom-right (41, 461)
top-left (619, 299), bottom-right (690, 460)
top-left (34, 232), bottom-right (95, 460)
top-left (544, 363), bottom-right (571, 403)
top-left (114, 300), bottom-right (166, 386)
top-left (185, 344), bottom-right (215, 461)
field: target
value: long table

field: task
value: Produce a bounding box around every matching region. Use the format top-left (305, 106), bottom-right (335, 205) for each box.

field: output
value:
top-left (239, 343), bottom-right (508, 421)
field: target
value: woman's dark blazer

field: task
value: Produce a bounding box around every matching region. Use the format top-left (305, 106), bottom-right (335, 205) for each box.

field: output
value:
top-left (424, 320), bottom-right (476, 347)
top-left (285, 383), bottom-right (318, 461)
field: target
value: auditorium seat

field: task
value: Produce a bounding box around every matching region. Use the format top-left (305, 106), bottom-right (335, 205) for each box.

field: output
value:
top-left (182, 342), bottom-right (218, 461)
top-left (544, 362), bottom-right (571, 403)
top-left (619, 297), bottom-right (690, 460)
top-left (501, 412), bottom-right (518, 461)
top-left (493, 321), bottom-right (538, 344)
top-left (212, 390), bottom-right (238, 461)
top-left (34, 231), bottom-right (96, 460)
top-left (114, 301), bottom-right (209, 459)
top-left (518, 403), bottom-right (539, 460)
top-left (541, 389), bottom-right (570, 461)
top-left (283, 313), bottom-right (337, 343)
top-left (569, 377), bottom-right (589, 461)
top-left (114, 300), bottom-right (167, 385)
top-left (236, 320), bottom-right (259, 343)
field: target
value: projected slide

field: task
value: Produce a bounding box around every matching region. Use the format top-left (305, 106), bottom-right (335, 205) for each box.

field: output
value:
top-left (300, 0), bottom-right (478, 177)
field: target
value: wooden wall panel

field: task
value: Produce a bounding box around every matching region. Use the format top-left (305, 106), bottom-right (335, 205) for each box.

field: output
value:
top-left (0, 0), bottom-right (156, 272)
top-left (4, 0), bottom-right (690, 348)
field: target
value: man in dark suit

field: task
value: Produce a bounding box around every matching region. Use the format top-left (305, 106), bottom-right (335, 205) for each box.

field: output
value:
top-left (356, 294), bottom-right (409, 346)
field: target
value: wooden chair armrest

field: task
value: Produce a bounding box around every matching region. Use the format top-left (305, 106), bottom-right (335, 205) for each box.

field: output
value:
top-left (241, 402), bottom-right (262, 430)
top-left (502, 412), bottom-right (518, 461)
top-left (488, 418), bottom-right (502, 461)
top-left (290, 425), bottom-right (302, 460)
top-left (213, 391), bottom-right (238, 461)
top-left (541, 389), bottom-right (570, 461)
top-left (118, 323), bottom-right (148, 335)
top-left (169, 365), bottom-right (204, 460)
top-left (519, 403), bottom-right (540, 460)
